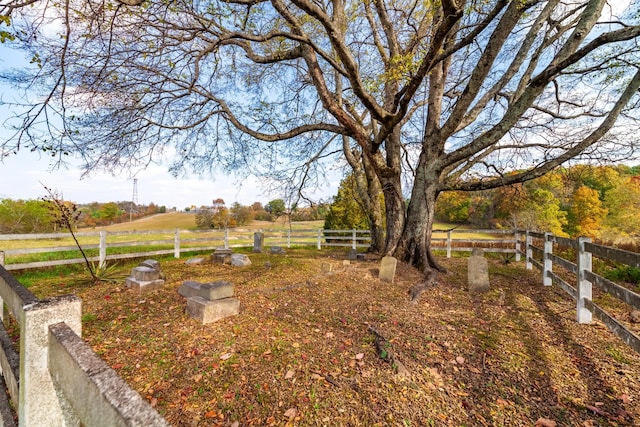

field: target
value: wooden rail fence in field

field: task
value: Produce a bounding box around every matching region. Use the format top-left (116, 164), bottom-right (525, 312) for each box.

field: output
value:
top-left (517, 230), bottom-right (640, 354)
top-left (1, 227), bottom-right (639, 354)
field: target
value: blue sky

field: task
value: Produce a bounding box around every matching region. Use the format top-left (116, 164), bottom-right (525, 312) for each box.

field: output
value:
top-left (0, 44), bottom-right (338, 209)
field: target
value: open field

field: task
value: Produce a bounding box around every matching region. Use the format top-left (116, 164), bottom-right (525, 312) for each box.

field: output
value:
top-left (16, 249), bottom-right (640, 426)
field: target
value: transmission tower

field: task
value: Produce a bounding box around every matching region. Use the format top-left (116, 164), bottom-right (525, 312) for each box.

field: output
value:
top-left (130, 178), bottom-right (139, 222)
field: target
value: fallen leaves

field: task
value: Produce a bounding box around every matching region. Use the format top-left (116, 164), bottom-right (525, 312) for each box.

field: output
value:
top-left (26, 250), bottom-right (640, 426)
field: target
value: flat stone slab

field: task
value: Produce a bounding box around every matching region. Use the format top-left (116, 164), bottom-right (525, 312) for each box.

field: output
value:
top-left (131, 266), bottom-right (161, 281)
top-left (140, 259), bottom-right (160, 270)
top-left (231, 254), bottom-right (252, 267)
top-left (178, 280), bottom-right (234, 301)
top-left (185, 258), bottom-right (206, 265)
top-left (125, 278), bottom-right (165, 294)
top-left (379, 256), bottom-right (397, 283)
top-left (186, 296), bottom-right (240, 324)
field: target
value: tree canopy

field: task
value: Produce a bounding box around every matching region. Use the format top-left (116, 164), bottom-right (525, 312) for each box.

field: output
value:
top-left (2, 0), bottom-right (639, 283)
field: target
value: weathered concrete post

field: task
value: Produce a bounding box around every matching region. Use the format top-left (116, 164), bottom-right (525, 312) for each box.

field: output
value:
top-left (174, 229), bottom-right (180, 259)
top-left (317, 230), bottom-right (322, 250)
top-left (352, 230), bottom-right (357, 250)
top-left (576, 237), bottom-right (593, 324)
top-left (0, 251), bottom-right (4, 267)
top-left (543, 232), bottom-right (553, 286)
top-left (525, 231), bottom-right (533, 270)
top-left (20, 295), bottom-right (82, 426)
top-left (446, 231), bottom-right (452, 259)
top-left (99, 231), bottom-right (107, 268)
top-left (224, 229), bottom-right (229, 249)
top-left (287, 229), bottom-right (291, 248)
top-left (515, 230), bottom-right (521, 262)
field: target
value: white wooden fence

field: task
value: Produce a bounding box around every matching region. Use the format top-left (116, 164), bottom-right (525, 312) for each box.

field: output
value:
top-left (0, 228), bottom-right (372, 270)
top-left (518, 230), bottom-right (640, 353)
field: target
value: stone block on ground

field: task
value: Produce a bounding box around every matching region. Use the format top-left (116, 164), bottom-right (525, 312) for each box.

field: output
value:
top-left (357, 253), bottom-right (366, 261)
top-left (468, 249), bottom-right (490, 293)
top-left (231, 253), bottom-right (252, 267)
top-left (185, 257), bottom-right (206, 265)
top-left (186, 296), bottom-right (240, 324)
top-left (270, 246), bottom-right (286, 255)
top-left (211, 248), bottom-right (233, 264)
top-left (348, 248), bottom-right (357, 261)
top-left (125, 278), bottom-right (165, 294)
top-left (379, 256), bottom-right (397, 283)
top-left (178, 280), bottom-right (234, 301)
top-left (131, 266), bottom-right (161, 282)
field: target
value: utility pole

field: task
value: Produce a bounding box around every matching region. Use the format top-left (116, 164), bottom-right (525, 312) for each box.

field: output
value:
top-left (130, 178), bottom-right (139, 222)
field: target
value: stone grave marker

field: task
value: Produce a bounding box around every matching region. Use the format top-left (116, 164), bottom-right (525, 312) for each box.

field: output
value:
top-left (348, 248), bottom-right (357, 261)
top-left (253, 232), bottom-right (264, 253)
top-left (211, 248), bottom-right (233, 264)
top-left (125, 259), bottom-right (165, 294)
top-left (185, 257), bottom-right (206, 265)
top-left (468, 248), bottom-right (490, 293)
top-left (270, 246), bottom-right (286, 255)
top-left (321, 263), bottom-right (333, 273)
top-left (231, 253), bottom-right (252, 267)
top-left (180, 280), bottom-right (240, 324)
top-left (379, 256), bottom-right (397, 283)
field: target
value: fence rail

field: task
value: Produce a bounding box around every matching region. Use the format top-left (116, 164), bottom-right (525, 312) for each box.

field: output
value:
top-left (517, 230), bottom-right (640, 353)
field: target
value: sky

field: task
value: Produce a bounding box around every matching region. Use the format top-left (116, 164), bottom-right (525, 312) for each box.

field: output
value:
top-left (0, 51), bottom-right (339, 210)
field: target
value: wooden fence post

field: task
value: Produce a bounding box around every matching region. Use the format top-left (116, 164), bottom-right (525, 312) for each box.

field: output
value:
top-left (514, 230), bottom-right (521, 262)
top-left (174, 229), bottom-right (180, 258)
top-left (317, 230), bottom-right (322, 250)
top-left (446, 230), bottom-right (452, 258)
top-left (543, 232), bottom-right (553, 286)
top-left (576, 236), bottom-right (593, 324)
top-left (525, 230), bottom-right (532, 270)
top-left (99, 231), bottom-right (107, 268)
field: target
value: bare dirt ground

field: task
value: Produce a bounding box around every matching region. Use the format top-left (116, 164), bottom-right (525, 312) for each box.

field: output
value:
top-left (27, 249), bottom-right (640, 426)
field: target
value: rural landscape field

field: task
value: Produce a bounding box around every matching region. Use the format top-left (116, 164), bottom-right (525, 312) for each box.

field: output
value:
top-left (9, 214), bottom-right (640, 427)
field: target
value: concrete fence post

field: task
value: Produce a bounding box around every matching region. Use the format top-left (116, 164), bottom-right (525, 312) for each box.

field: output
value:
top-left (99, 231), bottom-right (107, 268)
top-left (224, 229), bottom-right (229, 249)
top-left (446, 231), bottom-right (452, 259)
top-left (576, 237), bottom-right (593, 324)
top-left (20, 295), bottom-right (82, 426)
top-left (174, 229), bottom-right (180, 259)
top-left (543, 232), bottom-right (553, 286)
top-left (515, 230), bottom-right (521, 262)
top-left (352, 230), bottom-right (357, 250)
top-left (287, 229), bottom-right (291, 248)
top-left (525, 230), bottom-right (533, 270)
top-left (0, 251), bottom-right (4, 267)
top-left (317, 230), bottom-right (322, 250)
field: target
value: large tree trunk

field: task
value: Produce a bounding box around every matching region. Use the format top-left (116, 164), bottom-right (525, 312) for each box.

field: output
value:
top-left (393, 155), bottom-right (445, 274)
top-left (362, 153), bottom-right (385, 253)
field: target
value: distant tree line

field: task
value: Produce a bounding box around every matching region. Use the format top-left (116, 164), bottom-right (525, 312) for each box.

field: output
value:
top-left (325, 165), bottom-right (640, 242)
top-left (0, 199), bottom-right (168, 233)
top-left (194, 198), bottom-right (328, 229)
